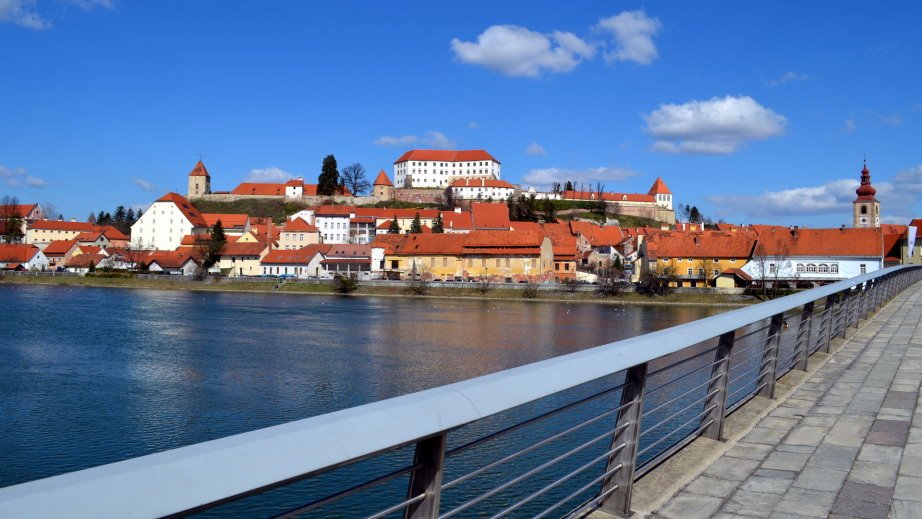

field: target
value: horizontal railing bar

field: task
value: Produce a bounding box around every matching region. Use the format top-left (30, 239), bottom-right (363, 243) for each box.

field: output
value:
top-left (640, 391), bottom-right (718, 441)
top-left (442, 406), bottom-right (632, 491)
top-left (646, 344), bottom-right (719, 378)
top-left (645, 358), bottom-right (722, 399)
top-left (445, 380), bottom-right (628, 459)
top-left (0, 266), bottom-right (915, 519)
top-left (733, 323), bottom-right (772, 343)
top-left (365, 492), bottom-right (426, 519)
top-left (638, 407), bottom-right (716, 458)
top-left (488, 445), bottom-right (626, 519)
top-left (441, 423), bottom-right (624, 518)
top-left (643, 377), bottom-right (720, 419)
top-left (553, 478), bottom-right (621, 519)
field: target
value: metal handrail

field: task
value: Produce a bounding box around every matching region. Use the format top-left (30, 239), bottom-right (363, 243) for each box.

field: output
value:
top-left (0, 265), bottom-right (919, 519)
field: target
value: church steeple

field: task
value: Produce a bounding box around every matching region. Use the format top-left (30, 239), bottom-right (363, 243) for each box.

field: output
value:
top-left (853, 160), bottom-right (880, 228)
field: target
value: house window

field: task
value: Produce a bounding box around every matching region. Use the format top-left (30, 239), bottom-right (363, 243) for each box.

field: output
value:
top-left (860, 264), bottom-right (867, 274)
top-left (391, 260), bottom-right (399, 269)
top-left (495, 258), bottom-right (500, 267)
top-left (806, 264), bottom-right (816, 273)
top-left (819, 264), bottom-right (829, 273)
top-left (442, 257), bottom-right (448, 267)
top-left (769, 263), bottom-right (776, 274)
top-left (698, 268), bottom-right (704, 276)
top-left (505, 258), bottom-right (510, 267)
top-left (555, 262), bottom-right (561, 270)
top-left (796, 263), bottom-right (805, 273)
top-left (713, 269), bottom-right (719, 277)
top-left (481, 258), bottom-right (486, 267)
top-left (687, 268), bottom-right (693, 275)
top-left (430, 258), bottom-right (435, 267)
top-left (830, 263), bottom-right (839, 274)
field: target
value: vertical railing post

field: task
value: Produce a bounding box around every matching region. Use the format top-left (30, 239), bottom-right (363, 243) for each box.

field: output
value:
top-left (865, 280), bottom-right (876, 318)
top-left (841, 289), bottom-right (852, 339)
top-left (757, 313), bottom-right (784, 399)
top-left (598, 363), bottom-right (647, 518)
top-left (701, 331), bottom-right (735, 440)
top-left (794, 301), bottom-right (814, 371)
top-left (821, 294), bottom-right (836, 353)
top-left (405, 433), bottom-right (447, 519)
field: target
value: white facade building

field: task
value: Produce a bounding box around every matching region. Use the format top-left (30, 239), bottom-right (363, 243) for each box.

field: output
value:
top-left (450, 178), bottom-right (516, 201)
top-left (130, 193), bottom-right (209, 250)
top-left (394, 150), bottom-right (501, 189)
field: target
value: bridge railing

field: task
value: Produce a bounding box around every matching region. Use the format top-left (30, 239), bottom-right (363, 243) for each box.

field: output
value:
top-left (1, 265), bottom-right (920, 518)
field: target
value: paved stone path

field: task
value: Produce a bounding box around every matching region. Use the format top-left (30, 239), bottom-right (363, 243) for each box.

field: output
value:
top-left (653, 283), bottom-right (922, 519)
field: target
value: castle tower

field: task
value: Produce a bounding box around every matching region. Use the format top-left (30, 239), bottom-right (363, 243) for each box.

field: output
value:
top-left (373, 169), bottom-right (394, 200)
top-left (187, 160), bottom-right (211, 198)
top-left (648, 177), bottom-right (673, 210)
top-left (853, 161), bottom-right (880, 228)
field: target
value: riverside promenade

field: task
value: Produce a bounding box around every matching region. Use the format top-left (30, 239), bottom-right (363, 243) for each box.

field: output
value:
top-left (636, 282), bottom-right (922, 518)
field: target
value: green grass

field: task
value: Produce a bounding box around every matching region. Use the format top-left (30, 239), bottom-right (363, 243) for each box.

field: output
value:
top-left (191, 199), bottom-right (308, 223)
top-left (358, 200), bottom-right (442, 209)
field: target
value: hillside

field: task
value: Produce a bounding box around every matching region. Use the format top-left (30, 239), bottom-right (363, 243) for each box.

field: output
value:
top-left (190, 199), bottom-right (309, 223)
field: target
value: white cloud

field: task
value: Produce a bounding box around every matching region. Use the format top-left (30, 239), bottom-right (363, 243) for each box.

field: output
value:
top-left (66, 0), bottom-right (115, 9)
top-left (842, 118), bottom-right (856, 134)
top-left (467, 121), bottom-right (479, 129)
top-left (765, 71), bottom-right (809, 87)
top-left (132, 178), bottom-right (155, 192)
top-left (892, 164), bottom-right (922, 193)
top-left (0, 0), bottom-right (50, 29)
top-left (244, 167), bottom-right (293, 183)
top-left (451, 25), bottom-right (594, 78)
top-left (644, 95), bottom-right (787, 154)
top-left (522, 166), bottom-right (638, 191)
top-left (0, 166), bottom-right (47, 188)
top-left (422, 130), bottom-right (456, 149)
top-left (374, 135), bottom-right (419, 147)
top-left (596, 10), bottom-right (661, 65)
top-left (867, 110), bottom-right (902, 126)
top-left (525, 142), bottom-right (547, 155)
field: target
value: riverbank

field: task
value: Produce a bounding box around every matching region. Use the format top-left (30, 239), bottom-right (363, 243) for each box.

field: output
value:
top-left (0, 273), bottom-right (756, 306)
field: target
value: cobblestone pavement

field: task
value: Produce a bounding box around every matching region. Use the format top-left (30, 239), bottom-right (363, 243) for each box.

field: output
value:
top-left (652, 284), bottom-right (922, 519)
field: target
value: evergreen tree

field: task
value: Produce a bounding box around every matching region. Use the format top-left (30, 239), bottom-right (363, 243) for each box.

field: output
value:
top-left (114, 206), bottom-right (127, 224)
top-left (87, 213), bottom-right (97, 224)
top-left (317, 154), bottom-right (340, 196)
top-left (88, 260), bottom-right (95, 273)
top-left (564, 180), bottom-right (574, 192)
top-left (202, 220), bottom-right (228, 269)
top-left (97, 211), bottom-right (106, 224)
top-left (541, 199), bottom-right (557, 223)
top-left (432, 213), bottom-right (444, 233)
top-left (126, 208), bottom-right (135, 224)
top-left (689, 206), bottom-right (702, 223)
top-left (409, 212), bottom-right (422, 234)
top-left (387, 217), bottom-right (401, 234)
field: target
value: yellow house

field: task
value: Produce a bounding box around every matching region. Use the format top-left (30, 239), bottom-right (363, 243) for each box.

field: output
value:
top-left (278, 218), bottom-right (320, 250)
top-left (26, 220), bottom-right (98, 248)
top-left (641, 230), bottom-right (757, 288)
top-left (217, 242), bottom-right (269, 277)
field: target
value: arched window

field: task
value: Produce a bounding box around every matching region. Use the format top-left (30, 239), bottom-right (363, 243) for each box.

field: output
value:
top-left (796, 263), bottom-right (805, 273)
top-left (861, 206), bottom-right (868, 215)
top-left (819, 264), bottom-right (829, 273)
top-left (806, 264), bottom-right (817, 273)
top-left (830, 263), bottom-right (839, 273)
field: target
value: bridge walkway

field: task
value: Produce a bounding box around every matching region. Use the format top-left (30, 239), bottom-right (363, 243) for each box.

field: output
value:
top-left (646, 282), bottom-right (922, 519)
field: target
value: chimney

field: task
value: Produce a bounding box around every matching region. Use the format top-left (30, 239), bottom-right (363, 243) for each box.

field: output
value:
top-left (841, 224), bottom-right (846, 231)
top-left (454, 207), bottom-right (461, 213)
top-left (694, 236), bottom-right (701, 246)
top-left (792, 225), bottom-right (799, 238)
top-left (481, 178), bottom-right (485, 187)
top-left (70, 218), bottom-right (76, 222)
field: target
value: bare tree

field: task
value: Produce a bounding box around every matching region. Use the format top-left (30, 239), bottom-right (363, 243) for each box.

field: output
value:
top-left (477, 272), bottom-right (493, 295)
top-left (406, 261), bottom-right (431, 295)
top-left (641, 259), bottom-right (677, 296)
top-left (1, 195), bottom-right (24, 243)
top-left (522, 275), bottom-right (540, 299)
top-left (340, 163), bottom-right (370, 196)
top-left (750, 241), bottom-right (794, 300)
top-left (696, 258), bottom-right (718, 288)
top-left (41, 202), bottom-right (59, 221)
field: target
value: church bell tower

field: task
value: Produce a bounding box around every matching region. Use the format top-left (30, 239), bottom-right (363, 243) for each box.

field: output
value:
top-left (853, 160), bottom-right (880, 228)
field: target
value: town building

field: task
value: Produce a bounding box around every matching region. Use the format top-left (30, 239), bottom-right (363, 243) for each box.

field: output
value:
top-left (216, 241), bottom-right (269, 277)
top-left (260, 244), bottom-right (329, 278)
top-left (853, 161), bottom-right (880, 228)
top-left (641, 230), bottom-right (757, 288)
top-left (25, 220), bottom-right (98, 249)
top-left (277, 217), bottom-right (320, 249)
top-left (187, 160), bottom-right (211, 198)
top-left (203, 213), bottom-right (250, 236)
top-left (558, 177), bottom-right (676, 224)
top-left (373, 170), bottom-right (394, 200)
top-left (0, 244), bottom-right (49, 271)
top-left (393, 150), bottom-right (501, 189)
top-left (450, 178), bottom-right (516, 201)
top-left (130, 193), bottom-right (209, 250)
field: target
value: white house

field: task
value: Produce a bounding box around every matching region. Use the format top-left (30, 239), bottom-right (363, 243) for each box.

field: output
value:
top-left (260, 244), bottom-right (329, 278)
top-left (394, 149), bottom-right (501, 189)
top-left (0, 244), bottom-right (49, 270)
top-left (313, 205), bottom-right (354, 244)
top-left (450, 178), bottom-right (516, 201)
top-left (742, 227), bottom-right (886, 286)
top-left (131, 193), bottom-right (209, 250)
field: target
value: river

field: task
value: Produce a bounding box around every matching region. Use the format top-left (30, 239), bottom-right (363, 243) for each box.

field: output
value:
top-left (0, 284), bottom-right (728, 516)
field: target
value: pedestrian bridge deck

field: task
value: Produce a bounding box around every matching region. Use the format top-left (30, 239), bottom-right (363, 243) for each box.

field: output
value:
top-left (630, 282), bottom-right (922, 519)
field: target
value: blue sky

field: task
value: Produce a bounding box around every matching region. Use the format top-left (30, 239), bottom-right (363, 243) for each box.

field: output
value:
top-left (2, 1), bottom-right (921, 227)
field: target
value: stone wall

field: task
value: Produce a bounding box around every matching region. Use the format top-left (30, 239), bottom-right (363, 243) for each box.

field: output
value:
top-left (192, 193), bottom-right (379, 206)
top-left (393, 188), bottom-right (446, 205)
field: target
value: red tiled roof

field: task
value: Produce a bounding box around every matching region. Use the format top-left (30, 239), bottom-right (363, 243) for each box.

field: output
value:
top-left (179, 235), bottom-right (210, 247)
top-left (315, 205), bottom-right (357, 216)
top-left (231, 183), bottom-right (285, 196)
top-left (0, 204), bottom-right (39, 218)
top-left (325, 244), bottom-right (372, 257)
top-left (0, 244), bottom-right (41, 263)
top-left (218, 242), bottom-right (268, 256)
top-left (283, 218), bottom-right (319, 232)
top-left (43, 239), bottom-right (79, 256)
top-left (645, 230), bottom-right (757, 259)
top-left (562, 190), bottom-right (656, 203)
top-left (78, 245), bottom-right (104, 255)
top-left (98, 226), bottom-right (129, 240)
top-left (450, 178), bottom-right (515, 189)
top-left (374, 170), bottom-right (393, 186)
top-left (721, 268), bottom-right (753, 281)
top-left (440, 210), bottom-right (473, 231)
top-left (65, 253), bottom-right (107, 268)
top-left (28, 220), bottom-right (97, 232)
top-left (75, 231), bottom-right (106, 242)
top-left (155, 193), bottom-right (208, 227)
top-left (648, 177), bottom-right (672, 195)
top-left (203, 213), bottom-right (249, 229)
top-left (144, 250), bottom-right (199, 269)
top-left (375, 233), bottom-right (467, 256)
top-left (754, 228), bottom-right (886, 257)
top-left (261, 244), bottom-right (331, 265)
top-left (909, 218), bottom-right (922, 230)
top-left (394, 149), bottom-right (500, 164)
top-left (188, 160), bottom-right (210, 177)
top-left (471, 202), bottom-right (511, 230)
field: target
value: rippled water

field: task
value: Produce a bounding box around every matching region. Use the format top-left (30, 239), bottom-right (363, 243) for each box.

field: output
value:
top-left (0, 284), bottom-right (726, 515)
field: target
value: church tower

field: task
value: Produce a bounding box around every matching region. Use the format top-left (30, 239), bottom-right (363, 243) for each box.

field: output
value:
top-left (853, 160), bottom-right (880, 228)
top-left (187, 160), bottom-right (211, 199)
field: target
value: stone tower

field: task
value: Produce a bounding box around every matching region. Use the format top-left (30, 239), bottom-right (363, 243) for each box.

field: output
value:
top-left (853, 160), bottom-right (880, 228)
top-left (187, 160), bottom-right (211, 199)
top-left (373, 169), bottom-right (394, 200)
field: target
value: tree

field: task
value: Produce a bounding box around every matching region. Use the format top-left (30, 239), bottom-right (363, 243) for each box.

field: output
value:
top-left (541, 199), bottom-right (557, 223)
top-left (41, 202), bottom-right (59, 221)
top-left (689, 206), bottom-right (703, 224)
top-left (88, 260), bottom-right (96, 273)
top-left (317, 154), bottom-right (340, 196)
top-left (409, 212), bottom-right (423, 234)
top-left (87, 213), bottom-right (97, 224)
top-left (522, 275), bottom-right (540, 299)
top-left (432, 213), bottom-right (444, 233)
top-left (1, 195), bottom-right (25, 243)
top-left (697, 258), bottom-right (718, 287)
top-left (387, 217), bottom-right (401, 234)
top-left (340, 163), bottom-right (370, 196)
top-left (334, 273), bottom-right (359, 294)
top-left (551, 182), bottom-right (562, 195)
top-left (195, 220), bottom-right (228, 279)
top-left (751, 240), bottom-right (794, 300)
top-left (477, 271), bottom-right (492, 296)
top-left (406, 261), bottom-right (430, 295)
top-left (564, 181), bottom-right (574, 192)
top-left (126, 208), bottom-right (136, 224)
top-left (640, 259), bottom-right (677, 296)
